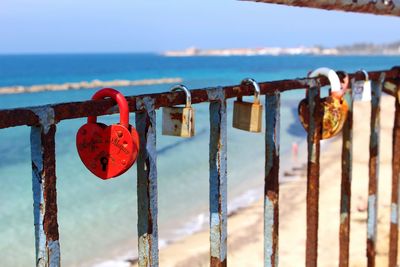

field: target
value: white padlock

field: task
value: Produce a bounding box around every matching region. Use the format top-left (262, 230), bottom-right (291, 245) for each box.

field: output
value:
top-left (352, 70), bottom-right (371, 102)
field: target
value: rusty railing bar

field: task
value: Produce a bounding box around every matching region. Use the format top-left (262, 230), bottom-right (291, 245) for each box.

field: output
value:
top-left (244, 0), bottom-right (400, 17)
top-left (389, 83), bottom-right (400, 267)
top-left (367, 73), bottom-right (385, 267)
top-left (305, 85), bottom-right (322, 267)
top-left (339, 90), bottom-right (353, 267)
top-left (264, 92), bottom-right (280, 267)
top-left (30, 121), bottom-right (60, 266)
top-left (135, 97), bottom-right (159, 267)
top-left (208, 87), bottom-right (228, 267)
top-left (1, 69), bottom-right (398, 130)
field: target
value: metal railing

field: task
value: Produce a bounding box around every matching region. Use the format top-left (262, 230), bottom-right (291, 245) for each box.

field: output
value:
top-left (246, 0), bottom-right (400, 17)
top-left (1, 68), bottom-right (400, 267)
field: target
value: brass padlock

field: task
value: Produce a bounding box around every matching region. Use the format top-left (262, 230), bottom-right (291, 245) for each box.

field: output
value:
top-left (232, 78), bottom-right (263, 133)
top-left (162, 84), bottom-right (195, 138)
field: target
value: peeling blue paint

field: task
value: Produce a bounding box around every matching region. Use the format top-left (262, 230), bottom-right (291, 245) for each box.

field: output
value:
top-left (29, 106), bottom-right (55, 134)
top-left (367, 195), bottom-right (377, 241)
top-left (30, 125), bottom-right (60, 267)
top-left (31, 126), bottom-right (47, 266)
top-left (135, 97), bottom-right (159, 267)
top-left (264, 197), bottom-right (274, 266)
top-left (209, 87), bottom-right (227, 262)
top-left (264, 93), bottom-right (280, 267)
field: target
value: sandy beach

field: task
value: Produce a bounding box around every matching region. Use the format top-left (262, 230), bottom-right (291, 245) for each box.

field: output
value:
top-left (130, 94), bottom-right (398, 267)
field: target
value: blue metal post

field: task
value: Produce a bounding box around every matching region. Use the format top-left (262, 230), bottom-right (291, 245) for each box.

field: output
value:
top-left (208, 87), bottom-right (228, 267)
top-left (264, 92), bottom-right (280, 267)
top-left (136, 97), bottom-right (159, 267)
top-left (30, 106), bottom-right (60, 267)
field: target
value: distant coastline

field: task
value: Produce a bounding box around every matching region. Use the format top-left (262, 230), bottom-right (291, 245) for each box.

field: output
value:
top-left (0, 77), bottom-right (183, 95)
top-left (163, 41), bottom-right (400, 57)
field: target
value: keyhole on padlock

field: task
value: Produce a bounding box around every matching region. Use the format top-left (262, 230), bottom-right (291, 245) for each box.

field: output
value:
top-left (100, 157), bottom-right (108, 171)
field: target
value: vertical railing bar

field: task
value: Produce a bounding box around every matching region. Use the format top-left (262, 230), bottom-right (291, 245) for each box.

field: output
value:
top-left (388, 84), bottom-right (400, 267)
top-left (339, 90), bottom-right (354, 267)
top-left (30, 109), bottom-right (61, 267)
top-left (135, 97), bottom-right (159, 267)
top-left (305, 85), bottom-right (322, 267)
top-left (208, 87), bottom-right (228, 267)
top-left (264, 92), bottom-right (280, 267)
top-left (367, 73), bottom-right (384, 267)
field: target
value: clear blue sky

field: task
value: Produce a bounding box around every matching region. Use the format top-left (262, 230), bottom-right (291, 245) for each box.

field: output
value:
top-left (1, 0), bottom-right (400, 54)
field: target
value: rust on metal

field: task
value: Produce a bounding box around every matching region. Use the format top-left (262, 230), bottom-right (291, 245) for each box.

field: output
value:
top-left (208, 87), bottom-right (228, 267)
top-left (135, 97), bottom-right (159, 267)
top-left (339, 89), bottom-right (353, 267)
top-left (367, 73), bottom-right (384, 267)
top-left (162, 106), bottom-right (195, 137)
top-left (264, 92), bottom-right (280, 267)
top-left (305, 84), bottom-right (322, 267)
top-left (389, 81), bottom-right (400, 267)
top-left (1, 69), bottom-right (399, 130)
top-left (244, 0), bottom-right (400, 17)
top-left (30, 116), bottom-right (60, 266)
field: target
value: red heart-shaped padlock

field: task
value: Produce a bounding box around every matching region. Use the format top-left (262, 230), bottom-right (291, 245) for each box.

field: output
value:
top-left (76, 88), bottom-right (139, 180)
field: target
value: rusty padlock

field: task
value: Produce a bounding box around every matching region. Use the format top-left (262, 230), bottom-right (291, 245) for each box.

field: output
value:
top-left (352, 69), bottom-right (371, 102)
top-left (76, 88), bottom-right (139, 180)
top-left (298, 68), bottom-right (349, 140)
top-left (162, 85), bottom-right (195, 138)
top-left (232, 78), bottom-right (263, 133)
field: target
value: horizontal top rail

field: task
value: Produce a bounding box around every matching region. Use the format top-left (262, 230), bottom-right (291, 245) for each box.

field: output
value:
top-left (0, 68), bottom-right (399, 130)
top-left (245, 0), bottom-right (400, 17)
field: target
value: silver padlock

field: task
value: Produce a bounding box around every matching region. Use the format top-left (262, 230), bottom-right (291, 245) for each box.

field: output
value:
top-left (232, 78), bottom-right (263, 133)
top-left (162, 85), bottom-right (195, 138)
top-left (352, 69), bottom-right (371, 102)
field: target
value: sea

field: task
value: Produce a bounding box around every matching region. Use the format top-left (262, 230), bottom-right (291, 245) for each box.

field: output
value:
top-left (0, 54), bottom-right (399, 267)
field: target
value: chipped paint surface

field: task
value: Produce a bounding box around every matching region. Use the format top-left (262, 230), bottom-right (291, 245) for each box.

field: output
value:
top-left (209, 87), bottom-right (227, 266)
top-left (135, 97), bottom-right (159, 267)
top-left (29, 106), bottom-right (55, 134)
top-left (31, 125), bottom-right (60, 267)
top-left (367, 195), bottom-right (377, 240)
top-left (264, 93), bottom-right (280, 267)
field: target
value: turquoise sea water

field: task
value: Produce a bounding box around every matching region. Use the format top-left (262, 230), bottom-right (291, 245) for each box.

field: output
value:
top-left (0, 54), bottom-right (399, 266)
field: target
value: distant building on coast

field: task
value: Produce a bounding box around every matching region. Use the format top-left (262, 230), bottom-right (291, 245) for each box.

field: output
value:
top-left (163, 46), bottom-right (338, 57)
top-left (163, 41), bottom-right (400, 57)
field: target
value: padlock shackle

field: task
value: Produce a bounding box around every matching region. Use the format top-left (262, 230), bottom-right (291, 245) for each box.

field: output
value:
top-left (356, 69), bottom-right (369, 81)
top-left (309, 67), bottom-right (341, 92)
top-left (170, 84), bottom-right (191, 108)
top-left (87, 88), bottom-right (129, 128)
top-left (241, 78), bottom-right (260, 103)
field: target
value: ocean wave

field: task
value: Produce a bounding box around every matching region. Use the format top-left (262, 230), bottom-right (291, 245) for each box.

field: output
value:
top-left (0, 77), bottom-right (183, 95)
